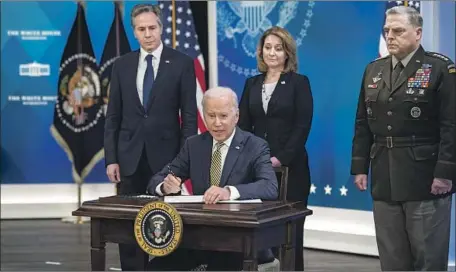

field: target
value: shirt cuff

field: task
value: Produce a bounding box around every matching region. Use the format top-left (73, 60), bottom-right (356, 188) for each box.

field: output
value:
top-left (156, 182), bottom-right (165, 196)
top-left (156, 181), bottom-right (188, 196)
top-left (226, 186), bottom-right (240, 200)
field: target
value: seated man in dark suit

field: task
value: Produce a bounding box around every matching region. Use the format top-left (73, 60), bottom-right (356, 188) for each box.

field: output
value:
top-left (147, 86), bottom-right (278, 270)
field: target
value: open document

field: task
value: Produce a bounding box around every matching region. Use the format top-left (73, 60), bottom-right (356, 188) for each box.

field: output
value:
top-left (164, 195), bottom-right (262, 204)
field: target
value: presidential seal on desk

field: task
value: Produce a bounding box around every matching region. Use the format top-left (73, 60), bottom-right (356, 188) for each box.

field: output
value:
top-left (134, 201), bottom-right (183, 257)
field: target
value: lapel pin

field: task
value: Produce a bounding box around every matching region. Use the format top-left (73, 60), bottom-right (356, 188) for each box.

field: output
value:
top-left (281, 81), bottom-right (285, 84)
top-left (165, 60), bottom-right (170, 64)
top-left (235, 146), bottom-right (240, 150)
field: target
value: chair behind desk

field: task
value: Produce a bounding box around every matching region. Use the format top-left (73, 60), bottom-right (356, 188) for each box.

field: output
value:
top-left (256, 167), bottom-right (290, 272)
top-left (274, 166), bottom-right (289, 202)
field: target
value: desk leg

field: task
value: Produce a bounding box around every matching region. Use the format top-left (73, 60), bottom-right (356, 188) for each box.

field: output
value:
top-left (91, 219), bottom-right (106, 271)
top-left (280, 221), bottom-right (296, 271)
top-left (243, 236), bottom-right (258, 271)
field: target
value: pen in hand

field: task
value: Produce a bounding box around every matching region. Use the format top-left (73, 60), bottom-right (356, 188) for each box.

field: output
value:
top-left (167, 165), bottom-right (182, 192)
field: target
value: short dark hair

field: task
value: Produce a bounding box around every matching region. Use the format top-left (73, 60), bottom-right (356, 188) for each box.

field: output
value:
top-left (130, 4), bottom-right (162, 28)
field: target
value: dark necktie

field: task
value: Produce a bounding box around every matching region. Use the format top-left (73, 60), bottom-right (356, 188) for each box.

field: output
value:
top-left (391, 61), bottom-right (404, 88)
top-left (142, 54), bottom-right (154, 109)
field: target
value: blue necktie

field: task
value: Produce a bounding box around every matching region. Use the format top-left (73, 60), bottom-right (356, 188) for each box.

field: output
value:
top-left (142, 54), bottom-right (154, 109)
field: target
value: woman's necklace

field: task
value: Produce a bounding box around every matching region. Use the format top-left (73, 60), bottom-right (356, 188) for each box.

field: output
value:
top-left (262, 75), bottom-right (279, 101)
top-left (262, 81), bottom-right (273, 101)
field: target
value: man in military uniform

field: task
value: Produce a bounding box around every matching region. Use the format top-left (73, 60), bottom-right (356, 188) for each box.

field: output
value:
top-left (351, 6), bottom-right (455, 271)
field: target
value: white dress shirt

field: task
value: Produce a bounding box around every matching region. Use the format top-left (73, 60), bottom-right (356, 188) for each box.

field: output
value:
top-left (155, 129), bottom-right (240, 200)
top-left (136, 42), bottom-right (163, 105)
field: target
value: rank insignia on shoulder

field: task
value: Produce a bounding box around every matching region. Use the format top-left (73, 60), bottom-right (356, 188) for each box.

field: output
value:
top-left (427, 52), bottom-right (450, 62)
top-left (449, 68), bottom-right (456, 74)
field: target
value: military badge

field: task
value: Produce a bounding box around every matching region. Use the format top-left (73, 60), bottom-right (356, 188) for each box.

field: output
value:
top-left (406, 88), bottom-right (415, 95)
top-left (368, 84), bottom-right (377, 89)
top-left (372, 72), bottom-right (382, 83)
top-left (410, 107), bottom-right (421, 118)
top-left (449, 68), bottom-right (456, 74)
top-left (134, 201), bottom-right (183, 257)
top-left (367, 107), bottom-right (373, 116)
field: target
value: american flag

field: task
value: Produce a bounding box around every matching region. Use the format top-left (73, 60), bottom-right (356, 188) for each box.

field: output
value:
top-left (159, 0), bottom-right (207, 194)
top-left (159, 0), bottom-right (207, 134)
top-left (378, 1), bottom-right (421, 57)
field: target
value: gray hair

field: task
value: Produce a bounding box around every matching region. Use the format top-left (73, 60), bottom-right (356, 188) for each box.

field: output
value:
top-left (386, 6), bottom-right (423, 28)
top-left (202, 87), bottom-right (239, 112)
top-left (130, 4), bottom-right (162, 28)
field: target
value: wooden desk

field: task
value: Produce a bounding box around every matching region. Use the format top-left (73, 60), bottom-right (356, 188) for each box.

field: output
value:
top-left (73, 196), bottom-right (312, 271)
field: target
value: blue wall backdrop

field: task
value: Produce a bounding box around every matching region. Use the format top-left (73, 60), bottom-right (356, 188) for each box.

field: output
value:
top-left (1, 1), bottom-right (148, 184)
top-left (438, 1), bottom-right (456, 267)
top-left (216, 1), bottom-right (385, 211)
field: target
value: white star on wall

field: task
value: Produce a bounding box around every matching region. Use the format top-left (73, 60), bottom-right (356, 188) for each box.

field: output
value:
top-left (340, 186), bottom-right (348, 196)
top-left (324, 185), bottom-right (332, 195)
top-left (310, 184), bottom-right (316, 194)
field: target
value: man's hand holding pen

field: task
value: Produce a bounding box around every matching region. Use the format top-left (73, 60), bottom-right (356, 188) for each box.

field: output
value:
top-left (162, 166), bottom-right (182, 195)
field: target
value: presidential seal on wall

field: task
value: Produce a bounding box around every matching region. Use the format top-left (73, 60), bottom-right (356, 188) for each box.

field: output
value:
top-left (134, 201), bottom-right (183, 257)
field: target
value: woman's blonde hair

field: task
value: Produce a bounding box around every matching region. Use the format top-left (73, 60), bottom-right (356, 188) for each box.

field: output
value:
top-left (256, 26), bottom-right (298, 73)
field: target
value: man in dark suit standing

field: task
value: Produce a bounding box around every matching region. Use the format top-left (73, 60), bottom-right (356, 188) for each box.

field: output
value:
top-left (351, 6), bottom-right (455, 271)
top-left (104, 4), bottom-right (197, 270)
top-left (147, 86), bottom-right (278, 270)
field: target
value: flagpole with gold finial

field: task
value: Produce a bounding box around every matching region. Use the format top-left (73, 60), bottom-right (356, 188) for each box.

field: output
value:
top-left (171, 0), bottom-right (176, 49)
top-left (62, 0), bottom-right (88, 225)
top-left (115, 1), bottom-right (123, 57)
top-left (113, 1), bottom-right (123, 197)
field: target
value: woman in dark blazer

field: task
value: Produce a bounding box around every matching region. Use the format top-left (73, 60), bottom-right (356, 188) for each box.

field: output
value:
top-left (238, 26), bottom-right (313, 271)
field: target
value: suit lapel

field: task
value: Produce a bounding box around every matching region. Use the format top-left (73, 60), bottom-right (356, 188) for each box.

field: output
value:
top-left (391, 46), bottom-right (425, 95)
top-left (200, 133), bottom-right (213, 188)
top-left (266, 72), bottom-right (290, 115)
top-left (146, 46), bottom-right (173, 111)
top-left (129, 50), bottom-right (144, 110)
top-left (219, 129), bottom-right (244, 187)
top-left (252, 74), bottom-right (266, 117)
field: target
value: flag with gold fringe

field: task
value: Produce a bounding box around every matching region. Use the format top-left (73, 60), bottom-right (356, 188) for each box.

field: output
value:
top-left (51, 2), bottom-right (104, 184)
